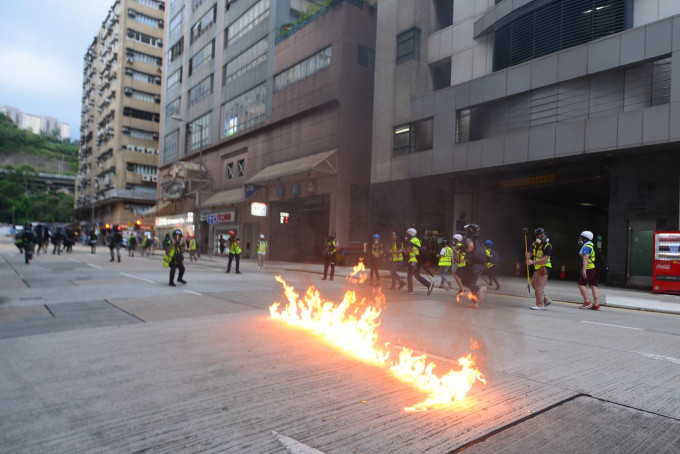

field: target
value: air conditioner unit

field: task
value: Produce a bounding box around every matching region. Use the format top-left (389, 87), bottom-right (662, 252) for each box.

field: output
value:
top-left (128, 9), bottom-right (136, 18)
top-left (124, 87), bottom-right (133, 96)
top-left (146, 147), bottom-right (156, 154)
top-left (154, 76), bottom-right (162, 84)
top-left (127, 30), bottom-right (135, 39)
top-left (127, 144), bottom-right (135, 151)
top-left (152, 132), bottom-right (159, 140)
top-left (122, 127), bottom-right (130, 135)
top-left (157, 65), bottom-right (162, 73)
top-left (159, 1), bottom-right (165, 11)
top-left (151, 175), bottom-right (158, 182)
top-left (158, 19), bottom-right (164, 28)
top-left (127, 57), bottom-right (134, 64)
top-left (137, 146), bottom-right (146, 153)
top-left (104, 176), bottom-right (111, 186)
top-left (125, 68), bottom-right (133, 76)
top-left (157, 38), bottom-right (163, 48)
top-left (142, 174), bottom-right (151, 182)
top-left (154, 94), bottom-right (161, 103)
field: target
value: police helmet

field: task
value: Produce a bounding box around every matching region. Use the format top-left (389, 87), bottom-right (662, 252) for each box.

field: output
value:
top-left (535, 227), bottom-right (546, 236)
top-left (373, 234), bottom-right (380, 239)
top-left (406, 228), bottom-right (417, 237)
top-left (228, 230), bottom-right (235, 236)
top-left (173, 229), bottom-right (182, 237)
top-left (464, 223), bottom-right (480, 234)
top-left (453, 234), bottom-right (463, 242)
top-left (580, 230), bottom-right (594, 240)
top-left (485, 240), bottom-right (493, 247)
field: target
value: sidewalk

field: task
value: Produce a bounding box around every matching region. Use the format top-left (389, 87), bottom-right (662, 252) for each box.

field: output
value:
top-left (191, 253), bottom-right (680, 315)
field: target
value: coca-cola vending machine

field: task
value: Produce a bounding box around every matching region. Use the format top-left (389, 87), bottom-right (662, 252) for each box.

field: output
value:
top-left (652, 231), bottom-right (680, 294)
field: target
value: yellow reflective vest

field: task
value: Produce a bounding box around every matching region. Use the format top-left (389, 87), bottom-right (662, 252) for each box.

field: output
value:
top-left (438, 246), bottom-right (453, 267)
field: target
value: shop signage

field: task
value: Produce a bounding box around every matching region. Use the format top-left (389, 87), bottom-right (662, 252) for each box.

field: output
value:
top-left (244, 184), bottom-right (261, 198)
top-left (211, 211), bottom-right (235, 222)
top-left (164, 180), bottom-right (186, 199)
top-left (155, 212), bottom-right (194, 227)
top-left (307, 181), bottom-right (315, 193)
top-left (291, 183), bottom-right (299, 196)
top-left (207, 215), bottom-right (220, 224)
top-left (500, 174), bottom-right (555, 188)
top-left (251, 202), bottom-right (267, 217)
top-left (277, 185), bottom-right (285, 198)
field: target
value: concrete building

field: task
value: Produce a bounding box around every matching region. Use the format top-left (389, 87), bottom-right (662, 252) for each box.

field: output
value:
top-left (73, 0), bottom-right (166, 231)
top-left (370, 0), bottom-right (680, 288)
top-left (156, 0), bottom-right (376, 260)
top-left (0, 105), bottom-right (70, 139)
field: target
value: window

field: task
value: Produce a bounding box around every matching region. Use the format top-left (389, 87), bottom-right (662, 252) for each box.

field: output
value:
top-left (126, 48), bottom-right (162, 66)
top-left (224, 38), bottom-right (267, 84)
top-left (189, 75), bottom-right (213, 106)
top-left (274, 46), bottom-right (331, 91)
top-left (127, 128), bottom-right (157, 141)
top-left (357, 45), bottom-right (375, 70)
top-left (129, 9), bottom-right (162, 28)
top-left (126, 67), bottom-right (161, 84)
top-left (134, 0), bottom-right (164, 10)
top-left (167, 67), bottom-right (183, 91)
top-left (130, 88), bottom-right (157, 103)
top-left (226, 0), bottom-right (270, 47)
top-left (164, 130), bottom-right (179, 162)
top-left (237, 159), bottom-right (245, 177)
top-left (189, 40), bottom-right (214, 76)
top-left (191, 5), bottom-right (216, 43)
top-left (430, 57), bottom-right (451, 90)
top-left (166, 97), bottom-right (181, 117)
top-left (397, 28), bottom-right (420, 64)
top-left (226, 162), bottom-right (234, 179)
top-left (128, 163), bottom-right (158, 175)
top-left (392, 119), bottom-right (433, 156)
top-left (123, 107), bottom-right (159, 122)
top-left (169, 38), bottom-right (184, 62)
top-left (169, 10), bottom-right (184, 36)
top-left (221, 83), bottom-right (267, 137)
top-left (127, 29), bottom-right (163, 47)
top-left (188, 113), bottom-right (210, 151)
top-left (433, 0), bottom-right (453, 31)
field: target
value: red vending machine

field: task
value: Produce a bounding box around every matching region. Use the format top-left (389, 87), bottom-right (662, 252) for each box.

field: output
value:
top-left (652, 231), bottom-right (680, 294)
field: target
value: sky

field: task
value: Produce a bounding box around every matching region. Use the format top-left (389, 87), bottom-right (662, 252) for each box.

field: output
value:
top-left (0, 0), bottom-right (115, 140)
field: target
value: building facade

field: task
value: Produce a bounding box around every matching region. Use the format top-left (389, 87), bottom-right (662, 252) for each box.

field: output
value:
top-left (370, 0), bottom-right (680, 288)
top-left (0, 105), bottom-right (70, 139)
top-left (157, 0), bottom-right (376, 260)
top-left (73, 0), bottom-right (166, 231)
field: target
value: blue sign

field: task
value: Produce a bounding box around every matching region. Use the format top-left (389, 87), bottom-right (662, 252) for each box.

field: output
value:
top-left (207, 215), bottom-right (220, 224)
top-left (277, 185), bottom-right (285, 198)
top-left (291, 183), bottom-right (299, 196)
top-left (244, 184), bottom-right (261, 199)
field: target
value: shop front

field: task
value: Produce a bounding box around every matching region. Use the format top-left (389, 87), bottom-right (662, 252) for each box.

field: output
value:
top-left (155, 212), bottom-right (195, 245)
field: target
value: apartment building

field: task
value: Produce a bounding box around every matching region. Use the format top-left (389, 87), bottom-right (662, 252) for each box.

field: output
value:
top-left (0, 105), bottom-right (70, 139)
top-left (370, 0), bottom-right (680, 287)
top-left (156, 0), bottom-right (376, 260)
top-left (73, 0), bottom-right (166, 230)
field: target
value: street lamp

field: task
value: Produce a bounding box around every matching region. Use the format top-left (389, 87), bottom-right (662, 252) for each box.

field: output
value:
top-left (172, 115), bottom-right (205, 257)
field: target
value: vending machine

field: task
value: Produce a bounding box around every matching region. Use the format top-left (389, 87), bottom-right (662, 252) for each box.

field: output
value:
top-left (652, 231), bottom-right (680, 294)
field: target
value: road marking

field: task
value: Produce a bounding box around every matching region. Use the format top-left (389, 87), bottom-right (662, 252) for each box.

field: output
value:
top-left (182, 289), bottom-right (201, 295)
top-left (119, 272), bottom-right (155, 283)
top-left (272, 431), bottom-right (325, 454)
top-left (87, 263), bottom-right (102, 270)
top-left (635, 352), bottom-right (680, 364)
top-left (67, 258), bottom-right (80, 262)
top-left (581, 321), bottom-right (643, 330)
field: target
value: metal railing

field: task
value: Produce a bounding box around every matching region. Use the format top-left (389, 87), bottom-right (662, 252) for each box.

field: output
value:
top-left (276, 0), bottom-right (363, 43)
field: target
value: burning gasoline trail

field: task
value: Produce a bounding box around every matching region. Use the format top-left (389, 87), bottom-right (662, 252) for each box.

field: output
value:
top-left (269, 265), bottom-right (486, 412)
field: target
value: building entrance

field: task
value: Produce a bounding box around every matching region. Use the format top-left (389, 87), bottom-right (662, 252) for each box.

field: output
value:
top-left (270, 196), bottom-right (330, 262)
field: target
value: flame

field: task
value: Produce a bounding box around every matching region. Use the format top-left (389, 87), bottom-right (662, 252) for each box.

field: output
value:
top-left (456, 291), bottom-right (478, 304)
top-left (270, 275), bottom-right (486, 411)
top-left (346, 258), bottom-right (368, 284)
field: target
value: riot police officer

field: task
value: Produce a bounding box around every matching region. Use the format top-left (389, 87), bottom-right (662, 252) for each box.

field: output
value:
top-left (164, 229), bottom-right (187, 286)
top-left (21, 223), bottom-right (36, 264)
top-left (108, 225), bottom-right (123, 262)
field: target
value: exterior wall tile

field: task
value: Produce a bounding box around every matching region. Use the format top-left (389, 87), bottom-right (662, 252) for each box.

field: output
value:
top-left (411, 97), bottom-right (423, 120)
top-left (433, 113), bottom-right (455, 149)
top-left (434, 88), bottom-right (455, 115)
top-left (642, 104), bottom-right (670, 143)
top-left (419, 149), bottom-right (433, 175)
top-left (408, 152), bottom-right (421, 177)
top-left (671, 49), bottom-right (680, 102)
top-left (452, 19), bottom-right (473, 53)
top-left (587, 35), bottom-right (621, 74)
top-left (481, 136), bottom-right (504, 166)
top-left (432, 147), bottom-right (454, 174)
top-left (634, 0), bottom-right (659, 26)
top-left (506, 63), bottom-right (532, 95)
top-left (558, 46), bottom-right (588, 82)
top-left (555, 120), bottom-right (585, 156)
top-left (428, 33), bottom-right (441, 63)
top-left (454, 81), bottom-right (471, 109)
top-left (452, 48), bottom-right (473, 85)
top-left (440, 26), bottom-right (453, 57)
top-left (485, 71), bottom-right (506, 102)
top-left (531, 55), bottom-right (558, 89)
top-left (674, 16), bottom-right (680, 51)
top-left (645, 19), bottom-right (673, 59)
top-left (504, 130), bottom-right (529, 164)
top-left (528, 125), bottom-right (556, 160)
top-left (617, 110), bottom-right (643, 147)
top-left (467, 140), bottom-right (482, 168)
top-left (453, 143), bottom-right (468, 170)
top-left (585, 115), bottom-right (618, 152)
top-left (670, 102), bottom-right (680, 140)
top-left (422, 94), bottom-right (435, 118)
top-left (660, 0), bottom-right (680, 17)
top-left (469, 77), bottom-right (485, 105)
top-left (620, 27), bottom-right (646, 66)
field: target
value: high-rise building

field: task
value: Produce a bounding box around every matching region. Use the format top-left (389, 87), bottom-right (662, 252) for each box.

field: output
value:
top-left (155, 0), bottom-right (376, 259)
top-left (0, 105), bottom-right (70, 139)
top-left (370, 0), bottom-right (680, 287)
top-left (73, 0), bottom-right (166, 231)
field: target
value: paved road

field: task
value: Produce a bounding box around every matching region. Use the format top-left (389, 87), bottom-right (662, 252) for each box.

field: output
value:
top-left (1, 241), bottom-right (679, 453)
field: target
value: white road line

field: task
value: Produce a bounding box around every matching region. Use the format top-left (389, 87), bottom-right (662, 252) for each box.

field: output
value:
top-left (182, 289), bottom-right (201, 295)
top-left (272, 431), bottom-right (325, 454)
top-left (581, 321), bottom-right (643, 330)
top-left (119, 272), bottom-right (155, 283)
top-left (635, 352), bottom-right (680, 364)
top-left (87, 263), bottom-right (102, 270)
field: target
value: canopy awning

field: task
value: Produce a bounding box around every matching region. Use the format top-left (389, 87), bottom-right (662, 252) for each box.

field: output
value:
top-left (202, 188), bottom-right (243, 207)
top-left (245, 149), bottom-right (337, 184)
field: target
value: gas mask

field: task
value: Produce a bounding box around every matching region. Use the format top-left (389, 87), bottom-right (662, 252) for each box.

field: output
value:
top-left (535, 238), bottom-right (542, 244)
top-left (578, 239), bottom-right (584, 247)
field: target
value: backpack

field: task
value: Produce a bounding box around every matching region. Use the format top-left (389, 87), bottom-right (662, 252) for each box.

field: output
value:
top-left (490, 249), bottom-right (500, 265)
top-left (416, 246), bottom-right (430, 265)
top-left (468, 237), bottom-right (489, 265)
top-left (593, 246), bottom-right (608, 273)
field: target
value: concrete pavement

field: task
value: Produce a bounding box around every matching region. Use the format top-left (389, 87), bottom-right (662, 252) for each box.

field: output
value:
top-left (1, 238), bottom-right (679, 453)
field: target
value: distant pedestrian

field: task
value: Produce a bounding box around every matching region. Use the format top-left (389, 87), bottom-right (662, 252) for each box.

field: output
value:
top-left (89, 230), bottom-right (98, 254)
top-left (437, 239), bottom-right (453, 289)
top-left (189, 235), bottom-right (198, 261)
top-left (20, 223), bottom-right (36, 264)
top-left (322, 233), bottom-right (337, 281)
top-left (577, 230), bottom-right (601, 311)
top-left (404, 228), bottom-right (434, 296)
top-left (525, 227), bottom-right (552, 310)
top-left (257, 234), bottom-right (267, 268)
top-left (52, 227), bottom-right (63, 255)
top-left (108, 226), bottom-right (123, 262)
top-left (388, 232), bottom-right (406, 290)
top-left (149, 232), bottom-right (156, 256)
top-left (128, 233), bottom-right (137, 257)
top-left (219, 235), bottom-right (226, 256)
top-left (164, 229), bottom-right (187, 286)
top-left (225, 230), bottom-right (242, 274)
top-left (367, 234), bottom-right (383, 285)
top-left (483, 240), bottom-right (500, 290)
top-left (460, 224), bottom-right (486, 307)
top-left (452, 234), bottom-right (466, 294)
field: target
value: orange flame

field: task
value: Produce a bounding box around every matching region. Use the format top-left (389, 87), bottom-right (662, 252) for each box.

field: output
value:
top-left (456, 291), bottom-right (478, 304)
top-left (270, 275), bottom-right (486, 411)
top-left (346, 258), bottom-right (368, 284)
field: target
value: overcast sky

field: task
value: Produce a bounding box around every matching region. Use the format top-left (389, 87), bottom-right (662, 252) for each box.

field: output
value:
top-left (0, 0), bottom-right (114, 139)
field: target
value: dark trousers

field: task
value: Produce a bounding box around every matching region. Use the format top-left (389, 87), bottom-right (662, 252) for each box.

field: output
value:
top-left (227, 253), bottom-right (240, 272)
top-left (390, 260), bottom-right (405, 286)
top-left (407, 262), bottom-right (430, 292)
top-left (369, 258), bottom-right (381, 282)
top-left (323, 254), bottom-right (336, 279)
top-left (170, 261), bottom-right (185, 283)
top-left (484, 266), bottom-right (499, 288)
top-left (461, 264), bottom-right (485, 295)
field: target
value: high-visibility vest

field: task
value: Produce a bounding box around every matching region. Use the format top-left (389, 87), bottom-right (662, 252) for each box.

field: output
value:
top-left (190, 239), bottom-right (197, 250)
top-left (438, 246), bottom-right (453, 267)
top-left (371, 242), bottom-right (381, 258)
top-left (257, 240), bottom-right (267, 253)
top-left (229, 239), bottom-right (242, 254)
top-left (326, 239), bottom-right (337, 255)
top-left (408, 237), bottom-right (420, 263)
top-left (390, 240), bottom-right (403, 262)
top-left (531, 242), bottom-right (552, 270)
top-left (485, 248), bottom-right (494, 269)
top-left (455, 242), bottom-right (466, 268)
top-left (163, 244), bottom-right (181, 267)
top-left (582, 241), bottom-right (595, 270)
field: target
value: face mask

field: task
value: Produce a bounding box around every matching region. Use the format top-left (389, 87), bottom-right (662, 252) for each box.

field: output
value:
top-left (535, 238), bottom-right (542, 244)
top-left (578, 240), bottom-right (584, 247)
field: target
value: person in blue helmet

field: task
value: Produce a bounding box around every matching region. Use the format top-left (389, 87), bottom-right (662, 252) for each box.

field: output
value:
top-left (367, 234), bottom-right (383, 285)
top-left (483, 239), bottom-right (501, 290)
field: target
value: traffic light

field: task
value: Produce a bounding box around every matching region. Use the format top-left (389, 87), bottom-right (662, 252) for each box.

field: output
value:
top-left (136, 220), bottom-right (141, 226)
top-left (105, 224), bottom-right (110, 229)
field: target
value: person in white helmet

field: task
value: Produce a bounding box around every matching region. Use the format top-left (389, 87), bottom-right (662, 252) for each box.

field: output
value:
top-left (403, 227), bottom-right (435, 295)
top-left (577, 231), bottom-right (601, 310)
top-left (452, 233), bottom-right (466, 294)
top-left (257, 233), bottom-right (267, 269)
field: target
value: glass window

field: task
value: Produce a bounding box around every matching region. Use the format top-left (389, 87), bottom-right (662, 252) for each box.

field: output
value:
top-left (126, 48), bottom-right (162, 66)
top-left (166, 97), bottom-right (181, 117)
top-left (164, 130), bottom-right (179, 163)
top-left (396, 28), bottom-right (420, 64)
top-left (191, 5), bottom-right (216, 43)
top-left (237, 159), bottom-right (245, 177)
top-left (130, 9), bottom-right (161, 28)
top-left (357, 44), bottom-right (375, 70)
top-left (226, 0), bottom-right (270, 47)
top-left (126, 67), bottom-right (161, 85)
top-left (188, 113), bottom-right (210, 151)
top-left (169, 10), bottom-right (184, 37)
top-left (134, 0), bottom-right (164, 10)
top-left (273, 46), bottom-right (331, 91)
top-left (221, 83), bottom-right (267, 137)
top-left (223, 38), bottom-right (267, 84)
top-left (167, 67), bottom-right (182, 91)
top-left (169, 37), bottom-right (184, 62)
top-left (189, 74), bottom-right (213, 106)
top-left (189, 40), bottom-right (214, 75)
top-left (226, 162), bottom-right (234, 179)
top-left (127, 29), bottom-right (163, 48)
